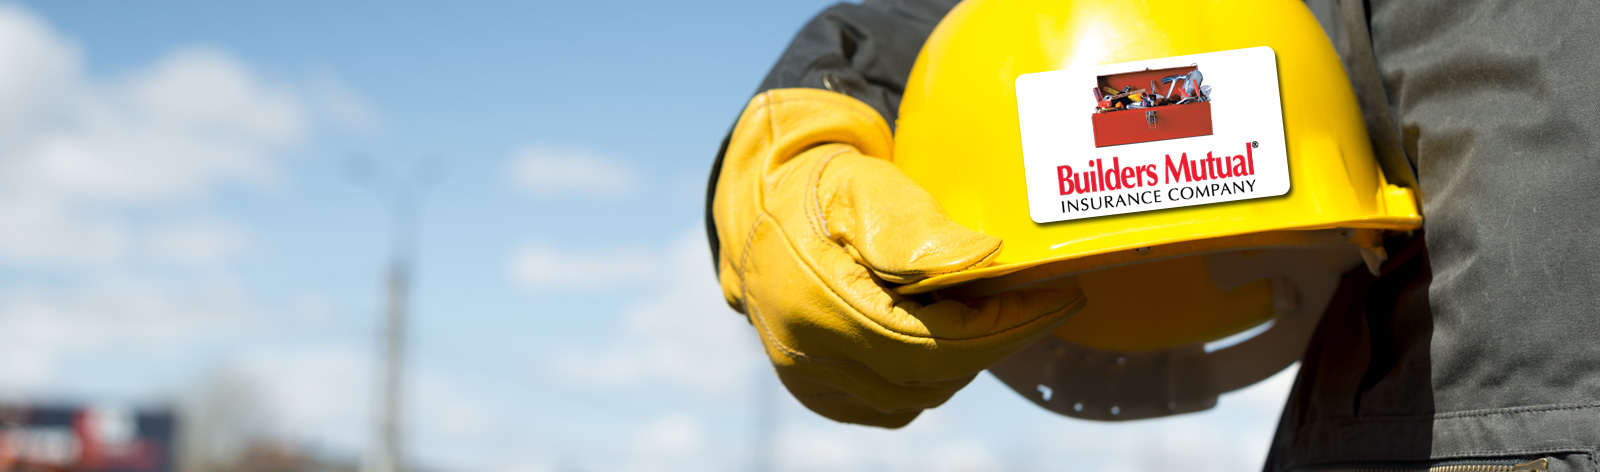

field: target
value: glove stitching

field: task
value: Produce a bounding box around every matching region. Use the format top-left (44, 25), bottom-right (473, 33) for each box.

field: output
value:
top-left (764, 159), bottom-right (1081, 342)
top-left (736, 95), bottom-right (871, 371)
top-left (802, 145), bottom-right (1000, 280)
top-left (729, 210), bottom-right (766, 305)
top-left (784, 151), bottom-right (1076, 342)
top-left (723, 102), bottom-right (775, 304)
top-left (870, 242), bottom-right (1004, 279)
top-left (774, 215), bottom-right (1087, 343)
top-left (761, 93), bottom-right (994, 280)
top-left (806, 146), bottom-right (853, 246)
top-left (758, 95), bottom-right (894, 153)
top-left (864, 289), bottom-right (1082, 342)
top-left (741, 214), bottom-right (870, 371)
top-left (747, 297), bottom-right (871, 370)
top-left (738, 90), bottom-right (1066, 372)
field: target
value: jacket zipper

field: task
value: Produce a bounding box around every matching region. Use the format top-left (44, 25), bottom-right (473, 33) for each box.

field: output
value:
top-left (1316, 457), bottom-right (1548, 472)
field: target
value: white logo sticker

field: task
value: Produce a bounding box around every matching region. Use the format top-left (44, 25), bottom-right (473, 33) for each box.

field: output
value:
top-left (1014, 46), bottom-right (1289, 223)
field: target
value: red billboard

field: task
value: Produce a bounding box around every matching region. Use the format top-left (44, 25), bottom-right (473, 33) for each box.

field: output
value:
top-left (0, 405), bottom-right (173, 472)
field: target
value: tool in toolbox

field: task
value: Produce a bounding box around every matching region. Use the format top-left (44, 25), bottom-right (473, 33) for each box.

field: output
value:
top-left (1093, 85), bottom-right (1147, 112)
top-left (1089, 65), bottom-right (1214, 147)
top-left (1097, 67), bottom-right (1210, 115)
top-left (1156, 69), bottom-right (1210, 105)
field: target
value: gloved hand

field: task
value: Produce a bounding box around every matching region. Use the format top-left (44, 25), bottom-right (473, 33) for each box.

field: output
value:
top-left (712, 88), bottom-right (1086, 427)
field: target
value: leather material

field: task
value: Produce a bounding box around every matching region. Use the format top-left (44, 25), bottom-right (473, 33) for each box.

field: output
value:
top-left (712, 88), bottom-right (1085, 427)
top-left (705, 0), bottom-right (961, 271)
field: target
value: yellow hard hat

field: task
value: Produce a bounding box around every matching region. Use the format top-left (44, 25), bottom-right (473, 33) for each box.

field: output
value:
top-left (892, 0), bottom-right (1421, 420)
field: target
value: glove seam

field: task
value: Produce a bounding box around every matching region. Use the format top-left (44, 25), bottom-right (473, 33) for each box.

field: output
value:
top-left (715, 92), bottom-right (777, 300)
top-left (863, 290), bottom-right (1082, 342)
top-left (872, 242), bottom-right (1003, 279)
top-left (804, 145), bottom-right (1002, 280)
top-left (726, 210), bottom-right (767, 314)
top-left (755, 91), bottom-right (894, 154)
top-left (773, 215), bottom-right (1086, 343)
top-left (735, 89), bottom-right (1070, 384)
top-left (739, 96), bottom-right (873, 371)
top-left (747, 293), bottom-right (871, 370)
top-left (807, 146), bottom-right (853, 248)
top-left (739, 211), bottom-right (871, 371)
top-left (733, 90), bottom-right (891, 247)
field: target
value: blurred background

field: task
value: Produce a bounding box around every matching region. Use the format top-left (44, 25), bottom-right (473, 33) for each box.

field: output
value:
top-left (0, 2), bottom-right (1295, 471)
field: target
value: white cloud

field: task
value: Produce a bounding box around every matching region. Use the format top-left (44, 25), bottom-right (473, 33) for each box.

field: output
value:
top-left (0, 0), bottom-right (351, 384)
top-left (508, 241), bottom-right (658, 290)
top-left (507, 144), bottom-right (639, 198)
top-left (5, 47), bottom-right (302, 205)
top-left (142, 220), bottom-right (251, 266)
top-left (0, 4), bottom-right (309, 270)
top-left (0, 0), bottom-right (359, 413)
top-left (229, 343), bottom-right (503, 469)
top-left (231, 346), bottom-right (371, 450)
top-left (0, 6), bottom-right (536, 472)
top-left (545, 230), bottom-right (762, 396)
top-left (0, 4), bottom-right (79, 150)
top-left (0, 278), bottom-right (265, 392)
top-left (628, 413), bottom-right (707, 461)
top-left (0, 195), bottom-right (126, 267)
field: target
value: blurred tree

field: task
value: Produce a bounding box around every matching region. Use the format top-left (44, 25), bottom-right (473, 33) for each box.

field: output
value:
top-left (177, 369), bottom-right (272, 472)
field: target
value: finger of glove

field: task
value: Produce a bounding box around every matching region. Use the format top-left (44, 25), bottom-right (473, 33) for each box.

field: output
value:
top-left (738, 209), bottom-right (1038, 421)
top-left (712, 89), bottom-right (893, 309)
top-left (861, 288), bottom-right (1085, 385)
top-left (758, 158), bottom-right (1086, 385)
top-left (802, 231), bottom-right (1085, 385)
top-left (739, 212), bottom-right (974, 410)
top-left (817, 153), bottom-right (1001, 285)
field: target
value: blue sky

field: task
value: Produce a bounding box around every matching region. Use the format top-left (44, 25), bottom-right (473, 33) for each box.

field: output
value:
top-left (0, 2), bottom-right (1296, 471)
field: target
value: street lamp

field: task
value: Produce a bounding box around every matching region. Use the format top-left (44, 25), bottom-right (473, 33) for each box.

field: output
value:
top-left (346, 154), bottom-right (445, 472)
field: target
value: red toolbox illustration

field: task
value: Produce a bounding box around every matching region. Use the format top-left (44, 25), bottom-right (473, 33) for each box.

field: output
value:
top-left (1091, 65), bottom-right (1213, 147)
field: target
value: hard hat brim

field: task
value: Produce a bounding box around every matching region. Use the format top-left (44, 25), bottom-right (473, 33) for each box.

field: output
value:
top-left (894, 216), bottom-right (1419, 297)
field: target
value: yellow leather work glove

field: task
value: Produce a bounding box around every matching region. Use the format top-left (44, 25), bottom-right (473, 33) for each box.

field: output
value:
top-left (713, 88), bottom-right (1086, 427)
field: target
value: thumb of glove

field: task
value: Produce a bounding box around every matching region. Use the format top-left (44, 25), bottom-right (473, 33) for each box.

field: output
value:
top-left (817, 153), bottom-right (1002, 285)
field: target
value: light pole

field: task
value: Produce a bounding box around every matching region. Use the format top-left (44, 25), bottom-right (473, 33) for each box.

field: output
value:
top-left (347, 154), bottom-right (445, 472)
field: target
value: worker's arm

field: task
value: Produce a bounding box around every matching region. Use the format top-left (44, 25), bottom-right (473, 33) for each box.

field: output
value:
top-left (705, 1), bottom-right (1083, 427)
top-left (706, 0), bottom-right (958, 269)
top-left (713, 88), bottom-right (1082, 427)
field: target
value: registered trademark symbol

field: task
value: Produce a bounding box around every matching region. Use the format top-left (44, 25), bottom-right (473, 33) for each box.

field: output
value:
top-left (1251, 141), bottom-right (1259, 148)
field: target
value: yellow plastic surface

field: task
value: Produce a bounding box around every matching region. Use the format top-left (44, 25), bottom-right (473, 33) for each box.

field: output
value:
top-left (891, 0), bottom-right (1423, 349)
top-left (1056, 255), bottom-right (1274, 352)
